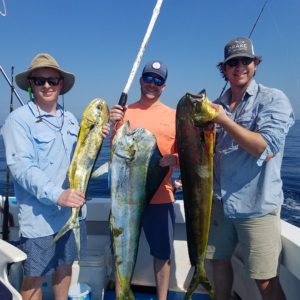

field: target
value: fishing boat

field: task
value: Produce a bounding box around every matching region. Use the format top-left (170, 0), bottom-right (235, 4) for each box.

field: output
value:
top-left (0, 194), bottom-right (299, 300)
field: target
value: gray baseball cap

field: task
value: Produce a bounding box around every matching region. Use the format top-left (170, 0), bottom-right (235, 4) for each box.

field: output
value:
top-left (224, 37), bottom-right (256, 63)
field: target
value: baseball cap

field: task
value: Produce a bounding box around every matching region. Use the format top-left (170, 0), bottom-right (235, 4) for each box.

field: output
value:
top-left (142, 60), bottom-right (168, 81)
top-left (224, 37), bottom-right (256, 63)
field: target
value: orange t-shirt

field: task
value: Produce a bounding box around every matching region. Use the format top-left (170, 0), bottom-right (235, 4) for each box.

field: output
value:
top-left (112, 101), bottom-right (177, 204)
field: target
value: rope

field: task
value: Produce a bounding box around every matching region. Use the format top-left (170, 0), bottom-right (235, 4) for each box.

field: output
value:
top-left (0, 0), bottom-right (7, 16)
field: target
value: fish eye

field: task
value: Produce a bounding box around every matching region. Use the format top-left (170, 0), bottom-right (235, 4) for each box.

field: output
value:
top-left (97, 104), bottom-right (102, 110)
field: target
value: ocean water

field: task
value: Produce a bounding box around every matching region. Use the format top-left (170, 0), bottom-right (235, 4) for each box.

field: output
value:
top-left (0, 120), bottom-right (299, 227)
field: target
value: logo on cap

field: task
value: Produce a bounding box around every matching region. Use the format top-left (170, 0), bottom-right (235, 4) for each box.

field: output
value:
top-left (152, 62), bottom-right (161, 70)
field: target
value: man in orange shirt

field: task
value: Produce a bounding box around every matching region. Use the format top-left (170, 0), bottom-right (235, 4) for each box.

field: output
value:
top-left (110, 60), bottom-right (178, 300)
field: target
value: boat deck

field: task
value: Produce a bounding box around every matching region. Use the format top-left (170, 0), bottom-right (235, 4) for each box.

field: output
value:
top-left (104, 289), bottom-right (211, 300)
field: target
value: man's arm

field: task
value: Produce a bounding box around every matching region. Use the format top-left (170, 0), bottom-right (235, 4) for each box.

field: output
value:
top-left (211, 103), bottom-right (273, 159)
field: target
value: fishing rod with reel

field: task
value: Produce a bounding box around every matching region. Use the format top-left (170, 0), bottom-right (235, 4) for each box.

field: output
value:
top-left (218, 0), bottom-right (269, 98)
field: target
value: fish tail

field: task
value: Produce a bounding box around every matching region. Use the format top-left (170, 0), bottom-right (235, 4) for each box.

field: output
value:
top-left (184, 263), bottom-right (215, 300)
top-left (117, 282), bottom-right (135, 300)
top-left (52, 209), bottom-right (80, 250)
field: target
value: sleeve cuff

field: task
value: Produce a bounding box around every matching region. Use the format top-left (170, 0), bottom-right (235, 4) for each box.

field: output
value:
top-left (46, 187), bottom-right (64, 206)
top-left (256, 145), bottom-right (271, 167)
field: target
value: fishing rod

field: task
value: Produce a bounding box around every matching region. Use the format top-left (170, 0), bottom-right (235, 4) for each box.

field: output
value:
top-left (2, 66), bottom-right (15, 241)
top-left (0, 65), bottom-right (25, 106)
top-left (0, 0), bottom-right (6, 16)
top-left (218, 0), bottom-right (269, 98)
top-left (118, 0), bottom-right (164, 106)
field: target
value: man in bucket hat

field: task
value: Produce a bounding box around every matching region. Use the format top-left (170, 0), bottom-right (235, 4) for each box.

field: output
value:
top-left (205, 37), bottom-right (294, 299)
top-left (1, 53), bottom-right (109, 300)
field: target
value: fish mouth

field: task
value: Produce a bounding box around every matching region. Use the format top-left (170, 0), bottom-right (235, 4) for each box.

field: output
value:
top-left (114, 142), bottom-right (137, 162)
top-left (114, 151), bottom-right (136, 162)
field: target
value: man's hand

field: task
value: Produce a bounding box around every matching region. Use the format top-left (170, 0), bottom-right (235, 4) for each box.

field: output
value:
top-left (110, 105), bottom-right (127, 124)
top-left (210, 103), bottom-right (228, 125)
top-left (57, 189), bottom-right (85, 208)
top-left (160, 154), bottom-right (177, 168)
top-left (102, 123), bottom-right (110, 139)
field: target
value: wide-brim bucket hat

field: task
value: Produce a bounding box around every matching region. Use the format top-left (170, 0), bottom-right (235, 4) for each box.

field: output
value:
top-left (15, 53), bottom-right (75, 95)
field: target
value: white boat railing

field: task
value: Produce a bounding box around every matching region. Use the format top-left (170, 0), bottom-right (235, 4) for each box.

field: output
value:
top-left (0, 239), bottom-right (27, 300)
top-left (1, 196), bottom-right (300, 300)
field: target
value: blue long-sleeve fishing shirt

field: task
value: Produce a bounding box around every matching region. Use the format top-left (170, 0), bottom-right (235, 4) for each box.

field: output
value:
top-left (213, 80), bottom-right (295, 219)
top-left (1, 101), bottom-right (79, 238)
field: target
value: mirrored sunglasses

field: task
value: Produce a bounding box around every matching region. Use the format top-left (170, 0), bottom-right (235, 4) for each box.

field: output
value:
top-left (29, 77), bottom-right (63, 86)
top-left (142, 75), bottom-right (165, 86)
top-left (226, 57), bottom-right (254, 67)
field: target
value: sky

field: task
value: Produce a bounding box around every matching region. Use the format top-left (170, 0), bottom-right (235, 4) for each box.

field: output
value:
top-left (0, 0), bottom-right (299, 123)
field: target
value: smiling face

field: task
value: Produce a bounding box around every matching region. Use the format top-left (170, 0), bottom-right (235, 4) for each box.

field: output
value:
top-left (30, 67), bottom-right (63, 110)
top-left (140, 72), bottom-right (166, 103)
top-left (223, 56), bottom-right (257, 89)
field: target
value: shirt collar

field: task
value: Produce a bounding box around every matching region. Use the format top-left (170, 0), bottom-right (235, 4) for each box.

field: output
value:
top-left (219, 79), bottom-right (258, 106)
top-left (27, 100), bottom-right (63, 118)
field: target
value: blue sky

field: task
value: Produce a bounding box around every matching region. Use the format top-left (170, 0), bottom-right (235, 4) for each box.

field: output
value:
top-left (0, 0), bottom-right (299, 123)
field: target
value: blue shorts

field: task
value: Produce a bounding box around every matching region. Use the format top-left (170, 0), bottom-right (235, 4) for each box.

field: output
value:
top-left (20, 220), bottom-right (87, 277)
top-left (142, 203), bottom-right (175, 260)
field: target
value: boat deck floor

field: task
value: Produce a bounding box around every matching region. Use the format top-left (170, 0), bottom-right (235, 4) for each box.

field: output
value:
top-left (104, 289), bottom-right (211, 300)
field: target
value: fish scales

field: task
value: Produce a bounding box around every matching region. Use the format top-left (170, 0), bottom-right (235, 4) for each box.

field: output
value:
top-left (110, 121), bottom-right (168, 300)
top-left (176, 91), bottom-right (218, 299)
top-left (53, 98), bottom-right (109, 255)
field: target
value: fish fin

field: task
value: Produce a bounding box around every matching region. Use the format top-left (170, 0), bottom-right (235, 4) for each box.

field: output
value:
top-left (145, 146), bottom-right (169, 203)
top-left (91, 161), bottom-right (109, 178)
top-left (197, 89), bottom-right (206, 97)
top-left (73, 217), bottom-right (81, 258)
top-left (52, 208), bottom-right (79, 245)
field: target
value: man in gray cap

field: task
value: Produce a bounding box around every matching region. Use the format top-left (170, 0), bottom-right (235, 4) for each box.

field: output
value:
top-left (110, 60), bottom-right (178, 300)
top-left (205, 37), bottom-right (294, 299)
top-left (1, 53), bottom-right (109, 300)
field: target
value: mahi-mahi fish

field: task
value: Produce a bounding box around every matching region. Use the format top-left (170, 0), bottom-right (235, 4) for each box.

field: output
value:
top-left (53, 98), bottom-right (109, 255)
top-left (110, 121), bottom-right (168, 300)
top-left (176, 90), bottom-right (218, 299)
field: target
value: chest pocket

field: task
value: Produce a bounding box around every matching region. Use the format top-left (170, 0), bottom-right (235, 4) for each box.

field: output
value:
top-left (235, 113), bottom-right (255, 130)
top-left (32, 132), bottom-right (58, 168)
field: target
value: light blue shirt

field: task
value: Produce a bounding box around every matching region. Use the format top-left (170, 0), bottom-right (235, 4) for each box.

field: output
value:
top-left (1, 101), bottom-right (79, 238)
top-left (213, 80), bottom-right (295, 219)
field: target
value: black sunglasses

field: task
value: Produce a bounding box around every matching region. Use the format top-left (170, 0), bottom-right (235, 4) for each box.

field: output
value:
top-left (226, 57), bottom-right (254, 67)
top-left (142, 75), bottom-right (165, 86)
top-left (29, 77), bottom-right (63, 86)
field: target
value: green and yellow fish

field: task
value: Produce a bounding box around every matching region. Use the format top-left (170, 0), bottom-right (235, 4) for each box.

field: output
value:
top-left (53, 98), bottom-right (109, 255)
top-left (110, 121), bottom-right (168, 300)
top-left (176, 90), bottom-right (218, 299)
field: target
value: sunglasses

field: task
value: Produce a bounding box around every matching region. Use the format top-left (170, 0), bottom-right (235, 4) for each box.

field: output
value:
top-left (29, 77), bottom-right (63, 86)
top-left (226, 57), bottom-right (254, 67)
top-left (142, 75), bottom-right (165, 86)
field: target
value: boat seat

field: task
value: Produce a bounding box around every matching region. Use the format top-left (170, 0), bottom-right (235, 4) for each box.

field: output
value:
top-left (0, 239), bottom-right (27, 300)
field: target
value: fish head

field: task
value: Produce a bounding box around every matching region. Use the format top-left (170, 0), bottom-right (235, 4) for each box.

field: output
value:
top-left (82, 98), bottom-right (109, 131)
top-left (193, 90), bottom-right (218, 126)
top-left (112, 121), bottom-right (156, 162)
